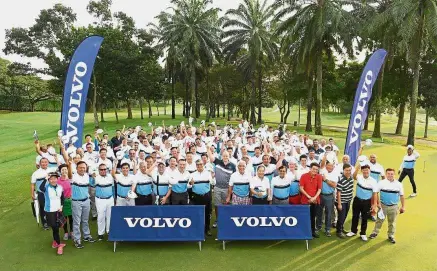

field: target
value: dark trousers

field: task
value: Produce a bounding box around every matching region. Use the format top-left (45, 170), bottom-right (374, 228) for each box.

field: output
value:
top-left (310, 203), bottom-right (318, 234)
top-left (135, 194), bottom-right (153, 205)
top-left (37, 192), bottom-right (47, 226)
top-left (63, 215), bottom-right (73, 234)
top-left (192, 192), bottom-right (212, 232)
top-left (46, 212), bottom-right (60, 245)
top-left (336, 201), bottom-right (351, 233)
top-left (316, 194), bottom-right (334, 232)
top-left (351, 197), bottom-right (371, 235)
top-left (171, 191), bottom-right (188, 205)
top-left (399, 168), bottom-right (416, 193)
top-left (252, 197), bottom-right (268, 205)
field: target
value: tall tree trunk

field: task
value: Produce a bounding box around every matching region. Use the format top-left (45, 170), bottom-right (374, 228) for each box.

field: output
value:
top-left (206, 70), bottom-right (210, 122)
top-left (114, 101), bottom-right (119, 123)
top-left (257, 65), bottom-right (262, 124)
top-left (185, 78), bottom-right (190, 118)
top-left (100, 101), bottom-right (105, 122)
top-left (298, 98), bottom-right (301, 126)
top-left (164, 100), bottom-right (167, 115)
top-left (424, 107), bottom-right (429, 138)
top-left (315, 53), bottom-right (323, 135)
top-left (195, 79), bottom-right (200, 118)
top-left (395, 101), bottom-right (406, 135)
top-left (147, 100), bottom-right (152, 118)
top-left (217, 104), bottom-right (220, 118)
top-left (171, 71), bottom-right (176, 119)
top-left (250, 80), bottom-right (256, 124)
top-left (156, 103), bottom-right (160, 116)
top-left (227, 104), bottom-right (231, 121)
top-left (306, 74), bottom-right (314, 132)
top-left (126, 99), bottom-right (133, 119)
top-left (222, 104), bottom-right (225, 118)
top-left (92, 75), bottom-right (99, 128)
top-left (407, 9), bottom-right (424, 145)
top-left (372, 62), bottom-right (386, 138)
top-left (183, 97), bottom-right (186, 117)
top-left (284, 100), bottom-right (291, 124)
top-left (139, 97), bottom-right (144, 120)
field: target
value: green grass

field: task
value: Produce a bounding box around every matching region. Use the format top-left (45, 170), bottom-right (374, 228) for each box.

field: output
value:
top-left (0, 109), bottom-right (436, 271)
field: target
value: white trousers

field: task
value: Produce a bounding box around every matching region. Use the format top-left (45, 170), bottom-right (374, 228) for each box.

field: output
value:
top-left (116, 196), bottom-right (135, 207)
top-left (95, 197), bottom-right (114, 235)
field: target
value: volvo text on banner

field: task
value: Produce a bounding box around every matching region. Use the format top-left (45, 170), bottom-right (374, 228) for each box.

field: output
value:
top-left (344, 49), bottom-right (388, 165)
top-left (217, 205), bottom-right (312, 241)
top-left (109, 205), bottom-right (205, 242)
top-left (60, 35), bottom-right (104, 148)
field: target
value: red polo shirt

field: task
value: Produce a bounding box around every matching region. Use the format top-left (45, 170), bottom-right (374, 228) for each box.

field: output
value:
top-left (299, 172), bottom-right (322, 204)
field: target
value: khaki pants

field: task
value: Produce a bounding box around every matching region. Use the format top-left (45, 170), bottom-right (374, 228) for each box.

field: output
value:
top-left (373, 204), bottom-right (398, 237)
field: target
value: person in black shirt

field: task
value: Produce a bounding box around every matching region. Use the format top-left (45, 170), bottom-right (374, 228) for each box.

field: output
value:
top-left (111, 130), bottom-right (124, 151)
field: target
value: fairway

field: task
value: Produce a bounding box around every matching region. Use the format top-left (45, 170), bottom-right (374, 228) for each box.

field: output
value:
top-left (0, 110), bottom-right (436, 271)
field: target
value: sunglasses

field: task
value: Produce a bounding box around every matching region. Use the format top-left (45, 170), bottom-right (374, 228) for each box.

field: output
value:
top-left (99, 168), bottom-right (107, 171)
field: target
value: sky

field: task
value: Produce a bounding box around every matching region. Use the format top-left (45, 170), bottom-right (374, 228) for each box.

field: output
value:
top-left (0, 0), bottom-right (257, 69)
top-left (0, 0), bottom-right (364, 73)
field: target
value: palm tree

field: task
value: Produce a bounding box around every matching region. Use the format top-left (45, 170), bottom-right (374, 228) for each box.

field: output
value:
top-left (276, 0), bottom-right (362, 135)
top-left (364, 0), bottom-right (397, 139)
top-left (371, 0), bottom-right (437, 145)
top-left (222, 0), bottom-right (278, 124)
top-left (150, 0), bottom-right (221, 118)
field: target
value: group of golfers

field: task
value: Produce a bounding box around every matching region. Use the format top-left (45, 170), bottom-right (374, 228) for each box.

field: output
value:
top-left (31, 120), bottom-right (419, 255)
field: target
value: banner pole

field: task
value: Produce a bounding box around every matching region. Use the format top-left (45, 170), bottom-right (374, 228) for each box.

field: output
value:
top-left (222, 240), bottom-right (226, 251)
top-left (306, 240), bottom-right (309, 251)
top-left (198, 241), bottom-right (202, 251)
top-left (113, 241), bottom-right (117, 253)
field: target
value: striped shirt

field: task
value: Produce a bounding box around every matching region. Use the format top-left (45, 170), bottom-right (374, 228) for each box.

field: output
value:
top-left (337, 175), bottom-right (354, 203)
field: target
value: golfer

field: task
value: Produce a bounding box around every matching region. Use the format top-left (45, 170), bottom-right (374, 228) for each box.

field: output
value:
top-left (398, 145), bottom-right (420, 197)
top-left (40, 172), bottom-right (66, 255)
top-left (369, 168), bottom-right (405, 244)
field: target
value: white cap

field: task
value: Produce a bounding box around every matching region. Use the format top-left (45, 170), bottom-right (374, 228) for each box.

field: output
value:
top-left (407, 145), bottom-right (414, 150)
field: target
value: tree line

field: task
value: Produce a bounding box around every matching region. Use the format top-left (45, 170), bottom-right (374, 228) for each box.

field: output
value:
top-left (2, 0), bottom-right (437, 145)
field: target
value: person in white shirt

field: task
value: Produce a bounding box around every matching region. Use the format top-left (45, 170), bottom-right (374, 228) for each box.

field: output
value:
top-left (250, 165), bottom-right (271, 205)
top-left (270, 166), bottom-right (291, 205)
top-left (132, 159), bottom-right (155, 205)
top-left (346, 163), bottom-right (378, 241)
top-left (369, 168), bottom-right (406, 244)
top-left (189, 160), bottom-right (215, 235)
top-left (40, 172), bottom-right (66, 255)
top-left (227, 160), bottom-right (252, 205)
top-left (120, 149), bottom-right (137, 175)
top-left (336, 155), bottom-right (355, 176)
top-left (94, 163), bottom-right (114, 241)
top-left (398, 145), bottom-right (420, 197)
top-left (152, 162), bottom-right (172, 205)
top-left (111, 160), bottom-right (136, 206)
top-left (82, 134), bottom-right (95, 150)
top-left (241, 156), bottom-right (255, 176)
top-left (83, 143), bottom-right (98, 165)
top-left (31, 157), bottom-right (57, 230)
top-left (369, 154), bottom-right (385, 182)
top-left (317, 160), bottom-right (339, 237)
top-left (169, 159), bottom-right (191, 205)
top-left (68, 160), bottom-right (96, 248)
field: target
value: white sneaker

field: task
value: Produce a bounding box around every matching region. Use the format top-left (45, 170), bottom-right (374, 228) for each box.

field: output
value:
top-left (360, 235), bottom-right (368, 241)
top-left (63, 233), bottom-right (69, 241)
top-left (346, 232), bottom-right (356, 237)
top-left (410, 193), bottom-right (417, 197)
